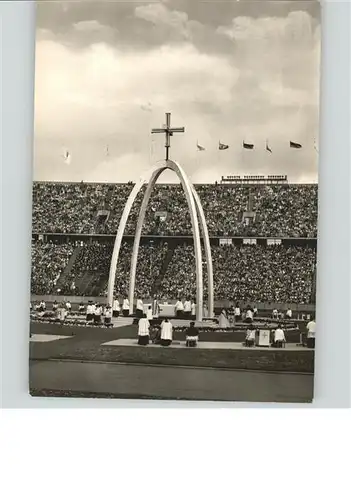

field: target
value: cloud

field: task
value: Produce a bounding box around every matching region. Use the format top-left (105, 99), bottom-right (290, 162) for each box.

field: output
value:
top-left (134, 3), bottom-right (197, 41)
top-left (34, 38), bottom-right (239, 181)
top-left (34, 4), bottom-right (320, 183)
top-left (73, 20), bottom-right (107, 32)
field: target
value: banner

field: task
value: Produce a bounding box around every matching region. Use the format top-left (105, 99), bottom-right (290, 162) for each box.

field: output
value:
top-left (258, 330), bottom-right (271, 347)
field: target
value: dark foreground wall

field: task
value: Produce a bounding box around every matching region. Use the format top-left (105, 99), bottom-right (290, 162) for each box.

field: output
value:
top-left (29, 361), bottom-right (314, 403)
top-left (79, 345), bottom-right (314, 373)
top-left (30, 342), bottom-right (314, 374)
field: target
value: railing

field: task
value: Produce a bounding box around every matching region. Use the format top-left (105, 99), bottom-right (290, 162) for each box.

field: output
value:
top-left (31, 232), bottom-right (318, 241)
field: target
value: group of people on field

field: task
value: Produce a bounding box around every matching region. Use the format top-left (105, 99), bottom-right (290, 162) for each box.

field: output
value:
top-left (137, 317), bottom-right (200, 348)
top-left (244, 317), bottom-right (316, 349)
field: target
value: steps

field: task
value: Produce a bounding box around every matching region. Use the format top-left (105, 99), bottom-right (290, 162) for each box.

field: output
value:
top-left (55, 246), bottom-right (82, 290)
top-left (75, 272), bottom-right (95, 295)
top-left (151, 245), bottom-right (175, 296)
top-left (88, 272), bottom-right (108, 296)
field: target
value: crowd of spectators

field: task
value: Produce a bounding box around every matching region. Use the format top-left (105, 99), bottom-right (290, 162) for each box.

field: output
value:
top-left (249, 185), bottom-right (318, 238)
top-left (30, 181), bottom-right (317, 303)
top-left (160, 243), bottom-right (316, 304)
top-left (57, 240), bottom-right (168, 299)
top-left (32, 182), bottom-right (318, 238)
top-left (31, 239), bottom-right (316, 305)
top-left (31, 241), bottom-right (75, 294)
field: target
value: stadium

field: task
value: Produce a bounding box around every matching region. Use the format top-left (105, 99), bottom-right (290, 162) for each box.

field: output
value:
top-left (30, 174), bottom-right (317, 402)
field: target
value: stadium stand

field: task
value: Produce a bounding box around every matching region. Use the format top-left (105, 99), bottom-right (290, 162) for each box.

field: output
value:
top-left (30, 182), bottom-right (317, 304)
top-left (31, 241), bottom-right (76, 294)
top-left (32, 182), bottom-right (318, 237)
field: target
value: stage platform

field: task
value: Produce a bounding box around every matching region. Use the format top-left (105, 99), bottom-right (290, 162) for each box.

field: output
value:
top-left (103, 338), bottom-right (308, 352)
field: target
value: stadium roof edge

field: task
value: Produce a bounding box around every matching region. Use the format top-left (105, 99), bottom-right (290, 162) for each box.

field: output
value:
top-left (32, 180), bottom-right (318, 187)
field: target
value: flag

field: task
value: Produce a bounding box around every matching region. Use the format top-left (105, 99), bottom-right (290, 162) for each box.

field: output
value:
top-left (266, 140), bottom-right (272, 153)
top-left (290, 141), bottom-right (302, 149)
top-left (243, 141), bottom-right (254, 149)
top-left (197, 142), bottom-right (205, 151)
top-left (62, 150), bottom-right (71, 165)
top-left (219, 141), bottom-right (229, 150)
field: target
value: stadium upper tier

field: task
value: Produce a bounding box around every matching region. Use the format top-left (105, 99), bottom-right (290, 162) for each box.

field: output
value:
top-left (32, 182), bottom-right (318, 238)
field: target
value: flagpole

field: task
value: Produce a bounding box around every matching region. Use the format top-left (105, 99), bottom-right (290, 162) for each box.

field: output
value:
top-left (149, 105), bottom-right (154, 166)
top-left (241, 139), bottom-right (247, 172)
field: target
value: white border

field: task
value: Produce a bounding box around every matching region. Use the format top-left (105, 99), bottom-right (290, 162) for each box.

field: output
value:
top-left (1, 1), bottom-right (350, 408)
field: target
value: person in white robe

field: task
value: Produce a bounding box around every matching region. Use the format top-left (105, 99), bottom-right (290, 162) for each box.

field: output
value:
top-left (253, 306), bottom-right (258, 317)
top-left (174, 299), bottom-right (184, 318)
top-left (104, 306), bottom-right (112, 327)
top-left (137, 314), bottom-right (150, 345)
top-left (191, 301), bottom-right (196, 319)
top-left (272, 308), bottom-right (279, 319)
top-left (218, 309), bottom-right (230, 328)
top-left (160, 319), bottom-right (173, 347)
top-left (245, 307), bottom-right (254, 324)
top-left (184, 298), bottom-right (192, 318)
top-left (122, 297), bottom-right (130, 317)
top-left (58, 306), bottom-right (67, 323)
top-left (306, 318), bottom-right (316, 348)
top-left (52, 300), bottom-right (58, 312)
top-left (65, 301), bottom-right (72, 312)
top-left (136, 298), bottom-right (144, 318)
top-left (245, 327), bottom-right (256, 347)
top-left (94, 304), bottom-right (102, 324)
top-left (112, 298), bottom-right (120, 318)
top-left (146, 305), bottom-right (153, 321)
top-left (286, 308), bottom-right (293, 319)
top-left (273, 325), bottom-right (286, 347)
top-left (86, 301), bottom-right (94, 323)
top-left (79, 302), bottom-right (85, 313)
top-left (40, 300), bottom-right (46, 312)
top-left (234, 303), bottom-right (241, 322)
top-left (152, 297), bottom-right (159, 318)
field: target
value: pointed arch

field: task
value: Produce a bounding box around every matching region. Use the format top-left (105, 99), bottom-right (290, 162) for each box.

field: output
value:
top-left (107, 160), bottom-right (214, 321)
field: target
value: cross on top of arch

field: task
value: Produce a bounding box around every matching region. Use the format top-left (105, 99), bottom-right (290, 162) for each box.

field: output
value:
top-left (151, 112), bottom-right (185, 160)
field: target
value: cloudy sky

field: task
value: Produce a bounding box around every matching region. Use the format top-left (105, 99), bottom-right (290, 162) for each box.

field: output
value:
top-left (34, 0), bottom-right (321, 184)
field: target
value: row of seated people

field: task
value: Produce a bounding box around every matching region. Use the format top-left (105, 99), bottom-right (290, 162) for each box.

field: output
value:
top-left (30, 240), bottom-right (316, 304)
top-left (30, 300), bottom-right (114, 327)
top-left (32, 182), bottom-right (318, 237)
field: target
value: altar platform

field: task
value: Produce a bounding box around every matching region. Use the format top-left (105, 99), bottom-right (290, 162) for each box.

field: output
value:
top-left (102, 338), bottom-right (308, 352)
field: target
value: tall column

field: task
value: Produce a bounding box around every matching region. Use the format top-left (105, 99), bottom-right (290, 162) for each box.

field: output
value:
top-left (191, 185), bottom-right (214, 318)
top-left (107, 177), bottom-right (146, 307)
top-left (167, 161), bottom-right (203, 321)
top-left (128, 167), bottom-right (166, 314)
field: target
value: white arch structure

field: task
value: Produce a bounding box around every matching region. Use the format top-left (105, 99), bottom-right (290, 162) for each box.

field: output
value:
top-left (107, 159), bottom-right (214, 321)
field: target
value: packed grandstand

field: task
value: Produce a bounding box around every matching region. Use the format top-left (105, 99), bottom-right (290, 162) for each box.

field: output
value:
top-left (31, 181), bottom-right (317, 305)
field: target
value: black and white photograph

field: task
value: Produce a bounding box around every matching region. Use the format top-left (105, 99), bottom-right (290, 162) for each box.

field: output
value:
top-left (29, 0), bottom-right (320, 402)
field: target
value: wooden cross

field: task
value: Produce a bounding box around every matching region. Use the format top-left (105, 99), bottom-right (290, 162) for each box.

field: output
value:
top-left (151, 112), bottom-right (185, 161)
